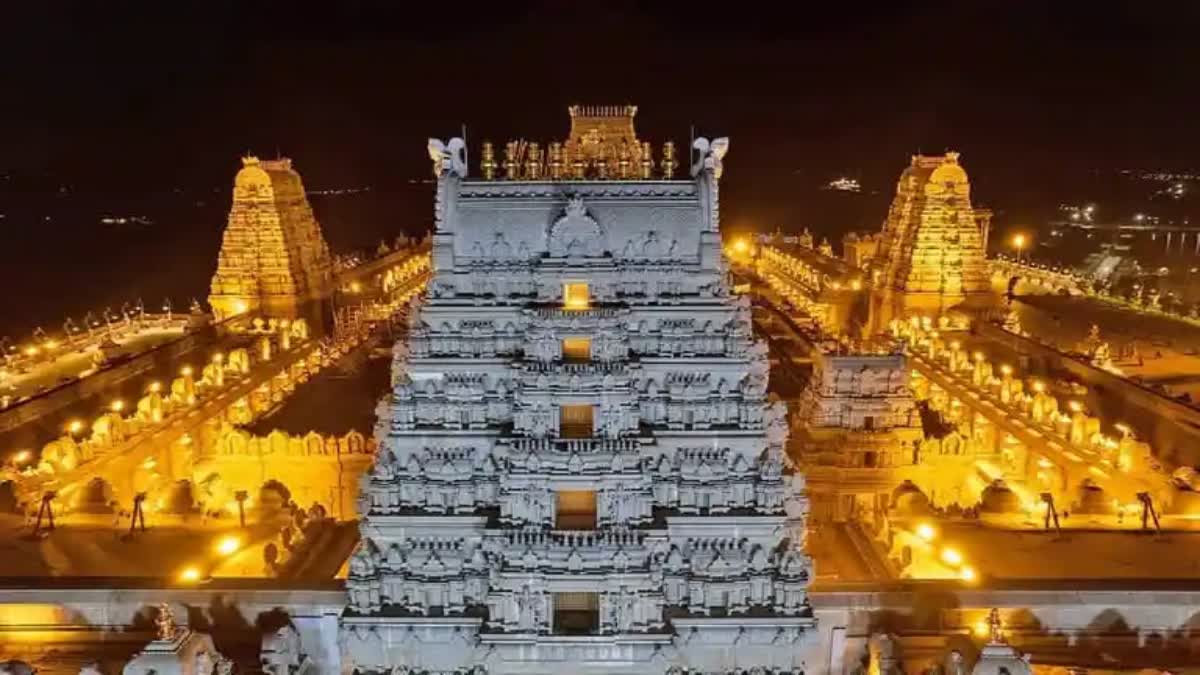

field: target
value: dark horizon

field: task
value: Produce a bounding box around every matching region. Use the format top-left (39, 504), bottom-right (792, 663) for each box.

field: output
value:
top-left (1, 1), bottom-right (1198, 335)
top-left (3, 3), bottom-right (1198, 182)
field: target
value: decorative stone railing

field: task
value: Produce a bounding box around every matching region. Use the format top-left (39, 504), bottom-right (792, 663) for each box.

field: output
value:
top-left (988, 255), bottom-right (1087, 295)
top-left (521, 360), bottom-right (630, 375)
top-left (504, 437), bottom-right (642, 454)
top-left (0, 301), bottom-right (196, 375)
top-left (497, 529), bottom-right (650, 550)
top-left (530, 306), bottom-right (628, 321)
top-left (517, 370), bottom-right (636, 393)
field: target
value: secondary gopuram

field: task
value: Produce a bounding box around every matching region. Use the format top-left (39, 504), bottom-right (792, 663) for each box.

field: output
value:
top-left (870, 152), bottom-right (992, 318)
top-left (342, 108), bottom-right (816, 674)
top-left (208, 156), bottom-right (333, 320)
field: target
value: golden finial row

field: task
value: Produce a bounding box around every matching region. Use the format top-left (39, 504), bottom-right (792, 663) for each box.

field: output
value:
top-left (479, 140), bottom-right (677, 181)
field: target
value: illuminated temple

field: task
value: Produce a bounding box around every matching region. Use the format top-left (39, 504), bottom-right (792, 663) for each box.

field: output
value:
top-left (872, 152), bottom-right (991, 308)
top-left (208, 156), bottom-right (333, 320)
top-left (5, 108), bottom-right (1200, 675)
top-left (343, 111), bottom-right (814, 673)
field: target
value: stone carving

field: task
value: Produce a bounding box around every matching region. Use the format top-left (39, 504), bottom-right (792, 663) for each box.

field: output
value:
top-left (155, 602), bottom-right (178, 641)
top-left (548, 196), bottom-right (606, 257)
top-left (690, 137), bottom-right (730, 180)
top-left (428, 138), bottom-right (467, 178)
top-left (261, 623), bottom-right (304, 675)
top-left (344, 108), bottom-right (812, 675)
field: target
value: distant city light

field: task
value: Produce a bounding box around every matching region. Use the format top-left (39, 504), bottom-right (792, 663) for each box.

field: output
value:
top-left (179, 566), bottom-right (202, 583)
top-left (825, 177), bottom-right (862, 193)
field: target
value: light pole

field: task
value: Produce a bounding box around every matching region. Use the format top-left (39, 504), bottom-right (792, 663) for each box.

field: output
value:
top-left (235, 490), bottom-right (248, 528)
top-left (1011, 234), bottom-right (1027, 262)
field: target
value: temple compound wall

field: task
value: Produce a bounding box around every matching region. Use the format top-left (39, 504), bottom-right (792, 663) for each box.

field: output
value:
top-left (3, 585), bottom-right (1199, 674)
top-left (209, 157), bottom-right (333, 321)
top-left (342, 109), bottom-right (816, 675)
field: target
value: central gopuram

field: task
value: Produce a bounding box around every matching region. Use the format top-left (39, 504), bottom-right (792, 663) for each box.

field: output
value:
top-left (343, 108), bottom-right (815, 674)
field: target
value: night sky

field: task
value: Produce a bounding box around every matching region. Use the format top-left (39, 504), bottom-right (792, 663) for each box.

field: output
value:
top-left (0, 1), bottom-right (1197, 332)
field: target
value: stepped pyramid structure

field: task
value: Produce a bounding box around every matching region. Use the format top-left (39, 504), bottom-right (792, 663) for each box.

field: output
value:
top-left (873, 152), bottom-right (991, 299)
top-left (342, 110), bottom-right (815, 674)
top-left (208, 156), bottom-right (333, 320)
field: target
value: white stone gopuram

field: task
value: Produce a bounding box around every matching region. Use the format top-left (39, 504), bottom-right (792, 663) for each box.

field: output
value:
top-left (342, 109), bottom-right (815, 674)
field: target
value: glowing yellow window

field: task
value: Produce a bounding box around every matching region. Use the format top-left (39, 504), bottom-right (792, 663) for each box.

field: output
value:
top-left (563, 282), bottom-right (590, 310)
top-left (556, 490), bottom-right (598, 529)
top-left (560, 404), bottom-right (594, 438)
top-left (562, 337), bottom-right (591, 362)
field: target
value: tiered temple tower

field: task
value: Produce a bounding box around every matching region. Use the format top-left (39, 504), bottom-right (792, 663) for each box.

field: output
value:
top-left (208, 156), bottom-right (333, 320)
top-left (873, 153), bottom-right (990, 301)
top-left (342, 110), bottom-right (814, 674)
top-left (792, 344), bottom-right (923, 525)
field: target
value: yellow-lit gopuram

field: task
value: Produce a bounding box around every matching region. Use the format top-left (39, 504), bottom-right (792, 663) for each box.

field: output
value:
top-left (4, 113), bottom-right (1200, 675)
top-left (870, 152), bottom-right (993, 324)
top-left (209, 156), bottom-right (334, 320)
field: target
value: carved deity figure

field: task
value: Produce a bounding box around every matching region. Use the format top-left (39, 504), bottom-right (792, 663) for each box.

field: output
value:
top-left (155, 603), bottom-right (177, 641)
top-left (548, 197), bottom-right (605, 257)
